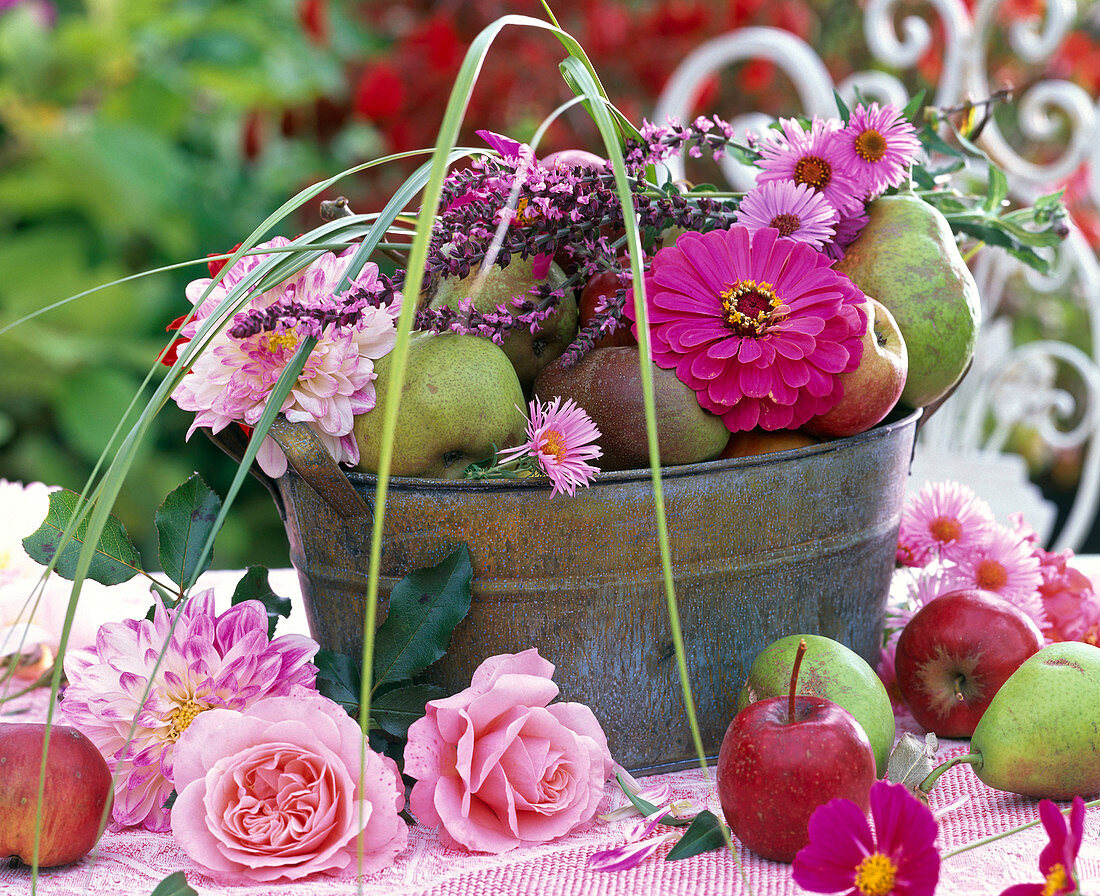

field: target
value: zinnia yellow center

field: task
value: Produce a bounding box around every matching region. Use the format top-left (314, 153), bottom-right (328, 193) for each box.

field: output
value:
top-left (794, 155), bottom-right (832, 190)
top-left (929, 517), bottom-right (962, 543)
top-left (166, 699), bottom-right (209, 741)
top-left (720, 279), bottom-right (786, 335)
top-left (769, 213), bottom-right (802, 237)
top-left (541, 430), bottom-right (567, 462)
top-left (1042, 863), bottom-right (1069, 896)
top-left (855, 128), bottom-right (888, 162)
top-left (975, 558), bottom-right (1008, 591)
top-left (853, 852), bottom-right (898, 896)
top-left (264, 329), bottom-right (299, 354)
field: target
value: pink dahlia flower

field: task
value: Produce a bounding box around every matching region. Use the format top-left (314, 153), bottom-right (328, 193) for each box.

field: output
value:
top-left (839, 102), bottom-right (922, 198)
top-left (736, 179), bottom-right (838, 249)
top-left (756, 116), bottom-right (865, 217)
top-left (61, 591), bottom-right (319, 831)
top-left (172, 693), bottom-right (407, 882)
top-left (171, 239), bottom-right (399, 478)
top-left (496, 396), bottom-right (603, 498)
top-left (1034, 545), bottom-right (1100, 645)
top-left (626, 225), bottom-right (866, 432)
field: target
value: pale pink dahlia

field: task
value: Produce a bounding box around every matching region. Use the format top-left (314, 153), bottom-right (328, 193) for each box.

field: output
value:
top-left (497, 397), bottom-right (603, 498)
top-left (736, 180), bottom-right (838, 249)
top-left (627, 225), bottom-right (867, 432)
top-left (899, 480), bottom-right (998, 565)
top-left (839, 102), bottom-right (922, 198)
top-left (756, 117), bottom-right (865, 217)
top-left (60, 591), bottom-right (319, 832)
top-left (172, 240), bottom-right (400, 478)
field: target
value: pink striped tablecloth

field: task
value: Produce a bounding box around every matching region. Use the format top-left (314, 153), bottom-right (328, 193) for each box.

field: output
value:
top-left (2, 686), bottom-right (1097, 896)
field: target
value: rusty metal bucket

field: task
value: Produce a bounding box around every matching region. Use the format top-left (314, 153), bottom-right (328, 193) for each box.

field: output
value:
top-left (234, 409), bottom-right (919, 772)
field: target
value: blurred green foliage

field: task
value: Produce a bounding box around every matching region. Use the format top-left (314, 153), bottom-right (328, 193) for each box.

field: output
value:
top-left (0, 0), bottom-right (383, 568)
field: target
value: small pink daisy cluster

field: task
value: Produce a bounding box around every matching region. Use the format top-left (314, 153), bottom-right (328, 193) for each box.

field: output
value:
top-left (170, 238), bottom-right (401, 479)
top-left (740, 103), bottom-right (922, 256)
top-left (882, 480), bottom-right (1100, 694)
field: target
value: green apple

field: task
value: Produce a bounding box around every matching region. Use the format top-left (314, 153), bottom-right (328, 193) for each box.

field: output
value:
top-left (737, 633), bottom-right (895, 776)
top-left (353, 331), bottom-right (526, 479)
top-left (428, 256), bottom-right (578, 388)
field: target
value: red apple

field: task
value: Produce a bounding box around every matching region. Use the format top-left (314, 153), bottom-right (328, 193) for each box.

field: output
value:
top-left (720, 428), bottom-right (819, 459)
top-left (802, 297), bottom-right (907, 438)
top-left (894, 589), bottom-right (1044, 738)
top-left (577, 270), bottom-right (637, 349)
top-left (716, 640), bottom-right (877, 863)
top-left (0, 723), bottom-right (112, 867)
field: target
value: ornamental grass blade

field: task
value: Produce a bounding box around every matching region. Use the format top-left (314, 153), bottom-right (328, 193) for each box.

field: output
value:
top-left (155, 472), bottom-right (221, 591)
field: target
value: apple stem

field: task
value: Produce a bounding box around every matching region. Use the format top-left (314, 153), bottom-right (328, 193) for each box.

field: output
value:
top-left (787, 638), bottom-right (807, 722)
top-left (918, 752), bottom-right (981, 794)
top-left (953, 675), bottom-right (966, 702)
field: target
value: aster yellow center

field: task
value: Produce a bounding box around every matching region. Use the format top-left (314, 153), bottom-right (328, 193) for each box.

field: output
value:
top-left (975, 558), bottom-right (1008, 591)
top-left (540, 430), bottom-right (567, 463)
top-left (855, 128), bottom-right (888, 162)
top-left (166, 699), bottom-right (209, 741)
top-left (1042, 863), bottom-right (1069, 896)
top-left (929, 517), bottom-right (962, 543)
top-left (769, 213), bottom-right (802, 237)
top-left (853, 852), bottom-right (898, 896)
top-left (720, 279), bottom-right (786, 335)
top-left (263, 329), bottom-right (299, 354)
top-left (794, 155), bottom-right (832, 190)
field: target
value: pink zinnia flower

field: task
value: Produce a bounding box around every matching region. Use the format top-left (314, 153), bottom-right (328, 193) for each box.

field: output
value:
top-left (61, 591), bottom-right (319, 831)
top-left (757, 117), bottom-right (865, 217)
top-left (626, 225), bottom-right (866, 432)
top-left (839, 103), bottom-right (922, 198)
top-left (899, 480), bottom-right (998, 565)
top-left (171, 240), bottom-right (400, 478)
top-left (947, 523), bottom-right (1045, 626)
top-left (497, 397), bottom-right (602, 498)
top-left (1035, 546), bottom-right (1100, 644)
top-left (736, 180), bottom-right (838, 249)
top-left (1000, 797), bottom-right (1085, 896)
top-left (793, 781), bottom-right (941, 896)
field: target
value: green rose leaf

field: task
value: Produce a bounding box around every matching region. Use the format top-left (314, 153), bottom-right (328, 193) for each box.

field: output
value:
top-left (314, 649), bottom-right (361, 717)
top-left (665, 810), bottom-right (729, 861)
top-left (371, 544), bottom-right (473, 693)
top-left (231, 565), bottom-right (292, 638)
top-left (371, 683), bottom-right (447, 739)
top-left (148, 871), bottom-right (197, 896)
top-left (156, 473), bottom-right (222, 590)
top-left (21, 488), bottom-right (142, 585)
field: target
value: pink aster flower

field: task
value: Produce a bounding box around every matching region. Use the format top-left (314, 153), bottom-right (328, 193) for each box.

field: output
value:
top-left (496, 397), bottom-right (602, 498)
top-left (60, 591), bottom-right (319, 832)
top-left (899, 480), bottom-right (998, 565)
top-left (171, 239), bottom-right (400, 478)
top-left (1035, 546), bottom-right (1100, 644)
top-left (946, 523), bottom-right (1045, 626)
top-left (736, 180), bottom-right (838, 249)
top-left (999, 797), bottom-right (1085, 896)
top-left (626, 225), bottom-right (866, 432)
top-left (756, 116), bottom-right (865, 217)
top-left (839, 103), bottom-right (922, 198)
top-left (793, 781), bottom-right (941, 896)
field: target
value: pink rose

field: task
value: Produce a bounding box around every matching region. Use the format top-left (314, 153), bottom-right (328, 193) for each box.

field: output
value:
top-left (171, 692), bottom-right (407, 882)
top-left (404, 648), bottom-right (613, 853)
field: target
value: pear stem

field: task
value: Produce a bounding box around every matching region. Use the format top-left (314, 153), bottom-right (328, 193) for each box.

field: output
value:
top-left (787, 638), bottom-right (807, 723)
top-left (943, 797), bottom-right (1100, 860)
top-left (918, 752), bottom-right (981, 794)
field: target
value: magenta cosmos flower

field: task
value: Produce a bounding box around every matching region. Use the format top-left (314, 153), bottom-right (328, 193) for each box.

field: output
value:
top-left (839, 103), bottom-right (922, 198)
top-left (497, 396), bottom-right (602, 498)
top-left (171, 238), bottom-right (400, 479)
top-left (793, 781), bottom-right (941, 896)
top-left (1000, 797), bottom-right (1085, 896)
top-left (898, 480), bottom-right (998, 566)
top-left (736, 180), bottom-right (838, 249)
top-left (756, 116), bottom-right (864, 217)
top-left (61, 591), bottom-right (319, 831)
top-left (627, 225), bottom-right (866, 432)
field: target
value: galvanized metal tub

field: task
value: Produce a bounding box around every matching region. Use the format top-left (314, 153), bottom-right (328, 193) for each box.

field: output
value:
top-left (252, 409), bottom-right (919, 772)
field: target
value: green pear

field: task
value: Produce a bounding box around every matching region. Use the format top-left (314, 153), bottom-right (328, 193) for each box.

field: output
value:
top-left (737, 633), bottom-right (895, 777)
top-left (835, 191), bottom-right (980, 409)
top-left (928, 641), bottom-right (1100, 799)
top-left (429, 256), bottom-right (578, 389)
top-left (532, 346), bottom-right (729, 470)
top-left (353, 332), bottom-right (526, 479)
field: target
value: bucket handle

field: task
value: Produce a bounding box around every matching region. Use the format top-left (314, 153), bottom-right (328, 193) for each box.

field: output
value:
top-left (205, 418), bottom-right (372, 521)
